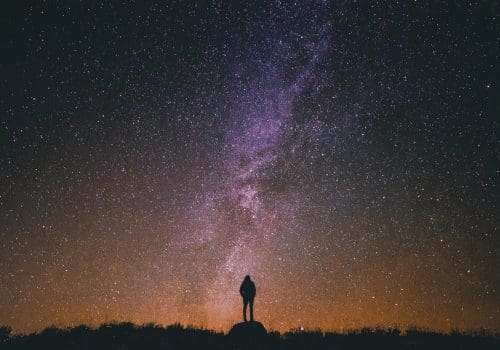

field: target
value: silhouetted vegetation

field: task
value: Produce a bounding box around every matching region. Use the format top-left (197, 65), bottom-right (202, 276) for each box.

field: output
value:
top-left (0, 322), bottom-right (498, 350)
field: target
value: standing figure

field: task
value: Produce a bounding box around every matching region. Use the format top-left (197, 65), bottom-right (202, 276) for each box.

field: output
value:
top-left (239, 275), bottom-right (256, 322)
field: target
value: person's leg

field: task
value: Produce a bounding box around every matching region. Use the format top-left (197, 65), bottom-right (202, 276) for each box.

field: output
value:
top-left (243, 299), bottom-right (248, 322)
top-left (249, 298), bottom-right (254, 321)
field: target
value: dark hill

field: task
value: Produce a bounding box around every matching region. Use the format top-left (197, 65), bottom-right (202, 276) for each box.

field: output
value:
top-left (0, 323), bottom-right (498, 350)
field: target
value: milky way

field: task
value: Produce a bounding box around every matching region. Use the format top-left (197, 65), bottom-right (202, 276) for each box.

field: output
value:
top-left (0, 1), bottom-right (498, 333)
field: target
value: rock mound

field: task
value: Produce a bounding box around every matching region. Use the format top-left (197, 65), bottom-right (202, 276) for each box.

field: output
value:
top-left (227, 321), bottom-right (267, 343)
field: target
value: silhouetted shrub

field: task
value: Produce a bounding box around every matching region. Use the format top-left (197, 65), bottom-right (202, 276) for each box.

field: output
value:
top-left (0, 325), bottom-right (11, 343)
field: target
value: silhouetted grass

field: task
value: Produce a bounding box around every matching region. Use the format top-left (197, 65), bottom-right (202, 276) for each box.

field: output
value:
top-left (0, 322), bottom-right (498, 349)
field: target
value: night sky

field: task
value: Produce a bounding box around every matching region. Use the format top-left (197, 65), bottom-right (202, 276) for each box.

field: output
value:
top-left (1, 1), bottom-right (499, 334)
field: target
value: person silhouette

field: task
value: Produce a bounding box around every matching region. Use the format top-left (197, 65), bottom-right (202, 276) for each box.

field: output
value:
top-left (239, 275), bottom-right (256, 322)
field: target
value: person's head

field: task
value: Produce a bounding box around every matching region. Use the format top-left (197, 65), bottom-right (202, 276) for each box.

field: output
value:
top-left (245, 275), bottom-right (251, 281)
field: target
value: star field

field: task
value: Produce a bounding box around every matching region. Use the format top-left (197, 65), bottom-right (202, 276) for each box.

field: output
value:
top-left (0, 1), bottom-right (499, 334)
